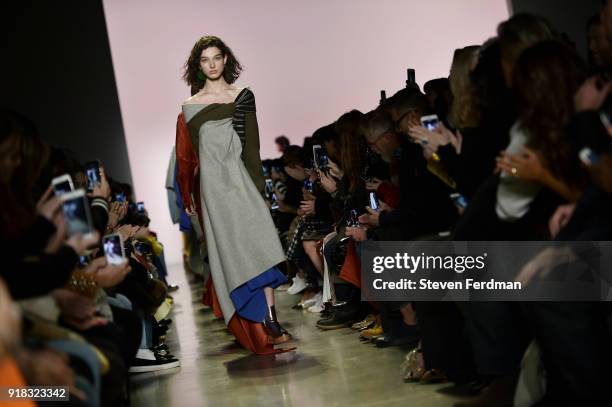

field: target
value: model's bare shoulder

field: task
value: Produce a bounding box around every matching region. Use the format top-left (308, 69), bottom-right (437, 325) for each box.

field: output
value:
top-left (231, 86), bottom-right (249, 98)
top-left (182, 94), bottom-right (200, 105)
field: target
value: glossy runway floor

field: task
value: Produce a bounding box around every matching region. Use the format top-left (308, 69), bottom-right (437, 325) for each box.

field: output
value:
top-left (131, 265), bottom-right (468, 407)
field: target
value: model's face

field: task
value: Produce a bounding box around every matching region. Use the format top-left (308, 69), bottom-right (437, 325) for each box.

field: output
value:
top-left (199, 47), bottom-right (227, 80)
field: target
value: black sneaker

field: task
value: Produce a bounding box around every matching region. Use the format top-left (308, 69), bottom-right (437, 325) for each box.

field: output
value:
top-left (316, 304), bottom-right (363, 330)
top-left (129, 349), bottom-right (180, 373)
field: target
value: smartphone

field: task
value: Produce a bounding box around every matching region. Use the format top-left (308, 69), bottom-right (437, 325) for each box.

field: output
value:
top-left (369, 192), bottom-right (380, 212)
top-left (133, 240), bottom-right (152, 256)
top-left (406, 68), bottom-right (416, 87)
top-left (579, 147), bottom-right (601, 166)
top-left (420, 114), bottom-right (440, 131)
top-left (102, 233), bottom-right (125, 265)
top-left (450, 193), bottom-right (468, 209)
top-left (348, 209), bottom-right (360, 227)
top-left (303, 179), bottom-right (313, 192)
top-left (312, 145), bottom-right (322, 169)
top-left (265, 179), bottom-right (274, 198)
top-left (78, 255), bottom-right (89, 267)
top-left (61, 189), bottom-right (94, 237)
top-left (318, 153), bottom-right (329, 169)
top-left (51, 174), bottom-right (74, 196)
top-left (262, 165), bottom-right (270, 178)
top-left (85, 160), bottom-right (101, 192)
top-left (115, 192), bottom-right (126, 203)
top-left (137, 201), bottom-right (145, 214)
top-left (270, 193), bottom-right (280, 210)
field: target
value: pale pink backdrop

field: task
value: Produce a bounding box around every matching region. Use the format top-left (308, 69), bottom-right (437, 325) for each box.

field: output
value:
top-left (102, 0), bottom-right (509, 266)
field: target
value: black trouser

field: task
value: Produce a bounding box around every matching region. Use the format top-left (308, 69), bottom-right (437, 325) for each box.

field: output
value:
top-left (459, 301), bottom-right (531, 377)
top-left (77, 306), bottom-right (142, 407)
top-left (523, 301), bottom-right (611, 405)
top-left (414, 301), bottom-right (476, 382)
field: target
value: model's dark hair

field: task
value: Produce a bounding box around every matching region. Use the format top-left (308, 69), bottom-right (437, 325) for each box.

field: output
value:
top-left (183, 36), bottom-right (243, 95)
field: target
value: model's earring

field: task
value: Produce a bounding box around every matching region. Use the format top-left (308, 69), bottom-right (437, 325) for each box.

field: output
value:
top-left (196, 70), bottom-right (206, 80)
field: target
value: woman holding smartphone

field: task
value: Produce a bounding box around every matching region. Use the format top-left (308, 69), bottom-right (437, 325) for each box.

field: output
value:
top-left (175, 36), bottom-right (291, 354)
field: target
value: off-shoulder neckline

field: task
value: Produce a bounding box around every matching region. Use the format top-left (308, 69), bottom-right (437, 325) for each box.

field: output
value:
top-left (182, 87), bottom-right (249, 106)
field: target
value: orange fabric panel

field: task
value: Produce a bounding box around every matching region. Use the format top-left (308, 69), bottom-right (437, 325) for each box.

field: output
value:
top-left (202, 275), bottom-right (213, 307)
top-left (207, 278), bottom-right (224, 320)
top-left (176, 112), bottom-right (205, 233)
top-left (227, 315), bottom-right (295, 355)
top-left (175, 112), bottom-right (198, 212)
top-left (0, 357), bottom-right (36, 407)
top-left (339, 240), bottom-right (361, 289)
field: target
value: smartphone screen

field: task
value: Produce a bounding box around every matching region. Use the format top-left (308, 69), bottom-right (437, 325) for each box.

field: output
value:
top-left (579, 147), bottom-right (601, 166)
top-left (312, 145), bottom-right (322, 169)
top-left (265, 179), bottom-right (274, 199)
top-left (115, 192), bottom-right (126, 203)
top-left (270, 193), bottom-right (280, 210)
top-left (62, 190), bottom-right (93, 236)
top-left (318, 153), bottom-right (329, 169)
top-left (52, 174), bottom-right (74, 196)
top-left (103, 234), bottom-right (125, 265)
top-left (137, 201), bottom-right (145, 214)
top-left (78, 255), bottom-right (89, 267)
top-left (450, 193), bottom-right (468, 209)
top-left (303, 179), bottom-right (313, 192)
top-left (133, 241), bottom-right (151, 256)
top-left (348, 209), bottom-right (359, 227)
top-left (85, 161), bottom-right (101, 192)
top-left (369, 192), bottom-right (380, 211)
top-left (420, 115), bottom-right (440, 131)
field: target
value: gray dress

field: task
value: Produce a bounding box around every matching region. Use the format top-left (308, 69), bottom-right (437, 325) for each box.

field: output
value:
top-left (181, 96), bottom-right (285, 324)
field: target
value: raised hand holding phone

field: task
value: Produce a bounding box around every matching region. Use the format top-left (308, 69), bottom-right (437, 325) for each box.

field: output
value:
top-left (319, 170), bottom-right (337, 193)
top-left (37, 185), bottom-right (63, 222)
top-left (91, 167), bottom-right (111, 200)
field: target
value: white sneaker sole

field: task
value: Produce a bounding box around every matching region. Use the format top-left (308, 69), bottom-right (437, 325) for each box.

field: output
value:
top-left (129, 360), bottom-right (181, 373)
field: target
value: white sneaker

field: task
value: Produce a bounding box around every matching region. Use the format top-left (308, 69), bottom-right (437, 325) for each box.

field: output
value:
top-left (129, 348), bottom-right (180, 373)
top-left (307, 293), bottom-right (324, 313)
top-left (287, 276), bottom-right (306, 295)
top-left (300, 291), bottom-right (321, 309)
